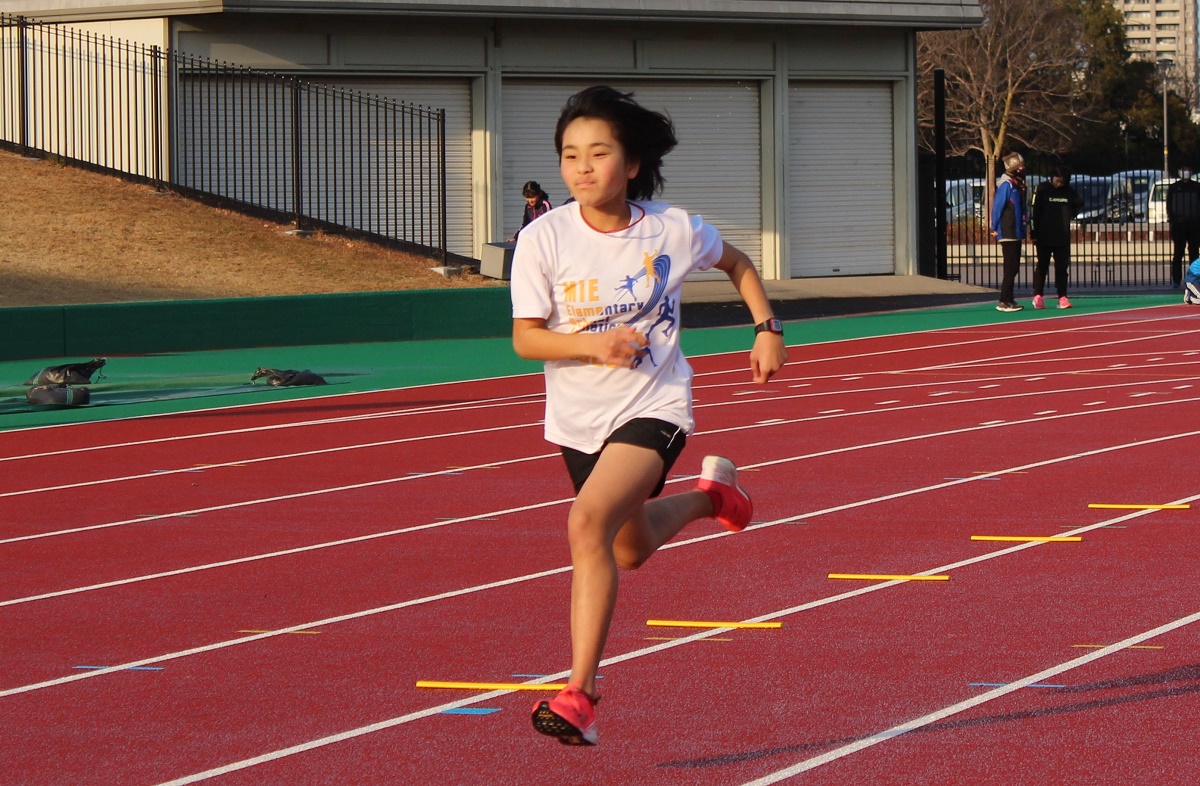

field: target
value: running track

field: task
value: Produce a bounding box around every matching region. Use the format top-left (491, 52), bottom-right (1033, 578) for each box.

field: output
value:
top-left (3, 304), bottom-right (1200, 784)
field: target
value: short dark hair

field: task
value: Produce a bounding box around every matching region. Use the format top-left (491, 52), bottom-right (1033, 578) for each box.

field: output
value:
top-left (522, 180), bottom-right (546, 199)
top-left (554, 86), bottom-right (677, 201)
top-left (1052, 165), bottom-right (1070, 179)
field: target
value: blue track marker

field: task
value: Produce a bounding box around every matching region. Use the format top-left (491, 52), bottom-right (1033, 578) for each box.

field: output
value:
top-left (441, 708), bottom-right (501, 715)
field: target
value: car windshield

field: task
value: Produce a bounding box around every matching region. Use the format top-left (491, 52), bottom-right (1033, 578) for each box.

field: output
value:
top-left (1076, 180), bottom-right (1109, 211)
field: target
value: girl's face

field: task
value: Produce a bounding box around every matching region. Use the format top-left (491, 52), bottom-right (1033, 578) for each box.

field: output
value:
top-left (560, 117), bottom-right (639, 221)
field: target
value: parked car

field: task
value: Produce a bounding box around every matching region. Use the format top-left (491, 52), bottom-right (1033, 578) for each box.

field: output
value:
top-left (945, 178), bottom-right (986, 221)
top-left (1148, 177), bottom-right (1177, 224)
top-left (1069, 174), bottom-right (1137, 223)
top-left (1111, 169), bottom-right (1162, 221)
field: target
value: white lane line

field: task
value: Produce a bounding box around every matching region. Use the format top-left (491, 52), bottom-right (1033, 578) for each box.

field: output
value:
top-left (7, 423), bottom-right (1198, 701)
top-left (0, 392), bottom-right (545, 464)
top-left (0, 421), bottom-right (539, 499)
top-left (11, 360), bottom-right (1196, 500)
top-left (7, 383), bottom-right (1200, 546)
top-left (908, 325), bottom-right (1198, 374)
top-left (0, 453), bottom-right (557, 546)
top-left (2, 309), bottom-right (1178, 457)
top-left (740, 607), bottom-right (1200, 784)
top-left (144, 489), bottom-right (1200, 786)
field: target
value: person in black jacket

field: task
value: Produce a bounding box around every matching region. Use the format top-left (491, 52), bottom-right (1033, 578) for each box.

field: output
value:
top-left (1166, 167), bottom-right (1200, 287)
top-left (510, 180), bottom-right (553, 240)
top-left (1030, 166), bottom-right (1083, 309)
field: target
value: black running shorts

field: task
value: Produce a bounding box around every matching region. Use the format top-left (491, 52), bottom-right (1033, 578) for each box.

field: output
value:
top-left (560, 417), bottom-right (687, 498)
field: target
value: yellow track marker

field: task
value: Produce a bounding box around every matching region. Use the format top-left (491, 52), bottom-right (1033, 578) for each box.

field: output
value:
top-left (416, 680), bottom-right (566, 691)
top-left (1088, 503), bottom-right (1190, 510)
top-left (645, 636), bottom-right (733, 642)
top-left (828, 573), bottom-right (949, 581)
top-left (646, 620), bottom-right (782, 629)
top-left (971, 535), bottom-right (1081, 543)
top-left (1072, 644), bottom-right (1164, 650)
top-left (238, 629), bottom-right (322, 635)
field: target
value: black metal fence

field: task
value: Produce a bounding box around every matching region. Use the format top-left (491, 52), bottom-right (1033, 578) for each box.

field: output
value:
top-left (0, 14), bottom-right (447, 260)
top-left (936, 159), bottom-right (1178, 291)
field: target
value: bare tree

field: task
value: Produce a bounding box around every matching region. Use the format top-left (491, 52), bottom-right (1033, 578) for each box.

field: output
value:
top-left (918, 0), bottom-right (1084, 201)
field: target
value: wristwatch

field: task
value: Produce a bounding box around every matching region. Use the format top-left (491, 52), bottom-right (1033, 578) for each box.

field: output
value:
top-left (754, 318), bottom-right (783, 336)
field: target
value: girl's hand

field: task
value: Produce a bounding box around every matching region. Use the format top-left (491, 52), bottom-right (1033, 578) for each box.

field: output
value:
top-left (589, 326), bottom-right (649, 367)
top-left (750, 332), bottom-right (787, 383)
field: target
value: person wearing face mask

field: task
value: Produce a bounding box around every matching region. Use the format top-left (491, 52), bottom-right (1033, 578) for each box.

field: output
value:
top-left (991, 151), bottom-right (1028, 312)
top-left (1166, 167), bottom-right (1200, 288)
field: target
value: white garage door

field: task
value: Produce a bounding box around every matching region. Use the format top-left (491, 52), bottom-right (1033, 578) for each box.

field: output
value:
top-left (501, 80), bottom-right (762, 276)
top-left (788, 82), bottom-right (895, 277)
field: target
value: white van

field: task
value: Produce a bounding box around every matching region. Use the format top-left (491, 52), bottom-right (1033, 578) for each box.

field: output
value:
top-left (1112, 169), bottom-right (1162, 221)
top-left (1148, 178), bottom-right (1176, 225)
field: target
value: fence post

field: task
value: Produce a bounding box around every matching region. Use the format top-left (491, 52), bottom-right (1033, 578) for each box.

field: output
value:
top-left (291, 76), bottom-right (305, 228)
top-left (438, 107), bottom-right (447, 263)
top-left (933, 68), bottom-right (948, 280)
top-left (17, 15), bottom-right (29, 154)
top-left (150, 45), bottom-right (163, 188)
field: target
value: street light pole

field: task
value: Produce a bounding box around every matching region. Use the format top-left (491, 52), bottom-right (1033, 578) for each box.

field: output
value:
top-left (1160, 59), bottom-right (1173, 180)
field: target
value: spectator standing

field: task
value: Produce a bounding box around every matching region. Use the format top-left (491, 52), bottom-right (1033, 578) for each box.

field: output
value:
top-left (991, 151), bottom-right (1028, 312)
top-left (1166, 167), bottom-right (1200, 287)
top-left (1030, 165), bottom-right (1083, 309)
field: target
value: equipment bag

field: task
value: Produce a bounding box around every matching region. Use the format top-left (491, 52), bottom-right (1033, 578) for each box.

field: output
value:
top-left (250, 367), bottom-right (327, 387)
top-left (24, 357), bottom-right (107, 386)
top-left (26, 385), bottom-right (91, 407)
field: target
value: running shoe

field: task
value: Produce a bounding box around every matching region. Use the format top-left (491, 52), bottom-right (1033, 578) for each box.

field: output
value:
top-left (996, 302), bottom-right (1023, 312)
top-left (1032, 294), bottom-right (1045, 310)
top-left (697, 455), bottom-right (753, 532)
top-left (1058, 296), bottom-right (1072, 309)
top-left (532, 685), bottom-right (598, 745)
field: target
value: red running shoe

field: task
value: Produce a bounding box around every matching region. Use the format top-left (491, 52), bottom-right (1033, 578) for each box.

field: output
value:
top-left (532, 685), bottom-right (598, 745)
top-left (697, 455), bottom-right (753, 532)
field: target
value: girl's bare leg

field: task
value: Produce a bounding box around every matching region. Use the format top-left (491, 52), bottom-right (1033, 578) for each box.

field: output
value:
top-left (565, 443), bottom-right (714, 696)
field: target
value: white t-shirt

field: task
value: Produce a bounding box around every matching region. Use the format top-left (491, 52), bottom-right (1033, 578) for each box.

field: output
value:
top-left (510, 200), bottom-right (724, 453)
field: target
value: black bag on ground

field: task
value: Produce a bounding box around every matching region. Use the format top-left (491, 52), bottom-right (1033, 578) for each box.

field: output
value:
top-left (26, 384), bottom-right (91, 406)
top-left (250, 367), bottom-right (327, 386)
top-left (24, 357), bottom-right (107, 386)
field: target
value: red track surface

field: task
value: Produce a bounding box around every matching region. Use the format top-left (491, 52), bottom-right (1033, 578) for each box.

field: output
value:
top-left (4, 305), bottom-right (1200, 785)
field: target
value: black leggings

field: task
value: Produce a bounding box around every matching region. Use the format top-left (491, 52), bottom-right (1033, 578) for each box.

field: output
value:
top-left (1034, 243), bottom-right (1070, 298)
top-left (999, 241), bottom-right (1021, 303)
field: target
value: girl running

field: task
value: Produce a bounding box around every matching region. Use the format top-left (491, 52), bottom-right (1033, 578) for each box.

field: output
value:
top-left (510, 85), bottom-right (788, 745)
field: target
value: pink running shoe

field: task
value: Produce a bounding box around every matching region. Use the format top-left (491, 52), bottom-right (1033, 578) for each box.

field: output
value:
top-left (1032, 294), bottom-right (1045, 310)
top-left (697, 455), bottom-right (753, 532)
top-left (532, 685), bottom-right (598, 745)
top-left (1058, 296), bottom-right (1072, 309)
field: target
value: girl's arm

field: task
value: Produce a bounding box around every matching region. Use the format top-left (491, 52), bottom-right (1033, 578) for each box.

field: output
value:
top-left (513, 318), bottom-right (647, 367)
top-left (714, 242), bottom-right (788, 383)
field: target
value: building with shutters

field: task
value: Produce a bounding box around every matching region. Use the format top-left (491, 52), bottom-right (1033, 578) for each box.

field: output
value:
top-left (7, 1), bottom-right (982, 280)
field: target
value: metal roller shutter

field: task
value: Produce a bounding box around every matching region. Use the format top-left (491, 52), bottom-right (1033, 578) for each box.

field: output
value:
top-left (501, 80), bottom-right (762, 276)
top-left (332, 79), bottom-right (474, 257)
top-left (788, 82), bottom-right (895, 277)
